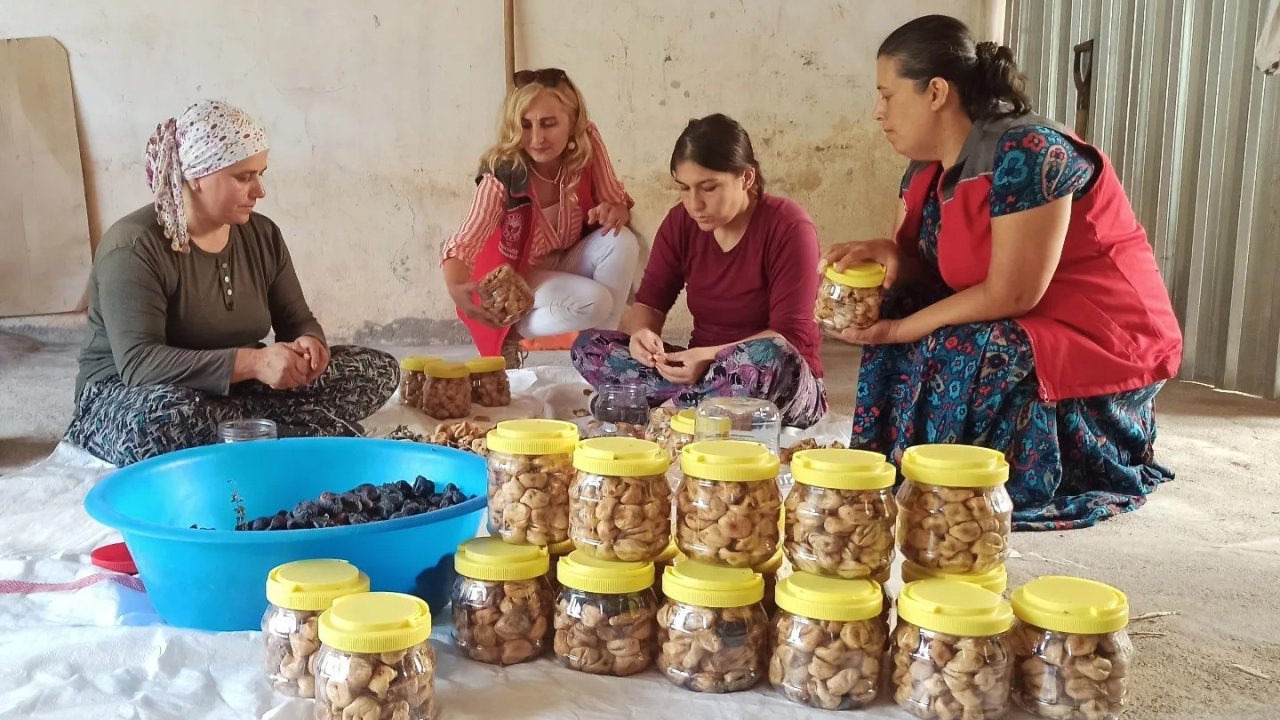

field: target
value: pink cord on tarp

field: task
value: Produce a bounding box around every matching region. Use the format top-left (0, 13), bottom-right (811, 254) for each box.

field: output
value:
top-left (0, 574), bottom-right (146, 595)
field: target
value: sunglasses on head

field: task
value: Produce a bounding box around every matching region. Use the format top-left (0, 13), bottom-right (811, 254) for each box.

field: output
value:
top-left (513, 67), bottom-right (568, 88)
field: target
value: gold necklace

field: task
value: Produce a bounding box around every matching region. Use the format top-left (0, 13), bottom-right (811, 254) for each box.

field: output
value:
top-left (528, 159), bottom-right (564, 185)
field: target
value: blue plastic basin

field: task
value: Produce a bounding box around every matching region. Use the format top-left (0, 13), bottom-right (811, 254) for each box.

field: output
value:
top-left (83, 438), bottom-right (487, 631)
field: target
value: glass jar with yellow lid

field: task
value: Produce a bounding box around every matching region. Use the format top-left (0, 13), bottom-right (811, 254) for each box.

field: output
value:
top-left (552, 550), bottom-right (660, 676)
top-left (814, 261), bottom-right (885, 332)
top-left (569, 437), bottom-right (672, 562)
top-left (419, 360), bottom-right (471, 419)
top-left (263, 559), bottom-right (369, 698)
top-left (675, 440), bottom-right (782, 568)
top-left (451, 537), bottom-right (552, 666)
top-left (465, 356), bottom-right (510, 407)
top-left (785, 448), bottom-right (898, 579)
top-left (486, 419), bottom-right (579, 546)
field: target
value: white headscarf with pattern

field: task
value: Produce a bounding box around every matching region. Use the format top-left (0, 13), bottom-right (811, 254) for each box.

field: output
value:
top-left (144, 100), bottom-right (269, 253)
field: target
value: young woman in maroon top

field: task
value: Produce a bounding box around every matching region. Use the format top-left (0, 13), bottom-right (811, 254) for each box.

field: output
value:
top-left (572, 114), bottom-right (827, 428)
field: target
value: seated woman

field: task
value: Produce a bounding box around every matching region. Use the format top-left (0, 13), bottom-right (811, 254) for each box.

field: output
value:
top-left (828, 16), bottom-right (1183, 529)
top-left (573, 114), bottom-right (827, 428)
top-left (66, 100), bottom-right (398, 467)
top-left (441, 68), bottom-right (638, 366)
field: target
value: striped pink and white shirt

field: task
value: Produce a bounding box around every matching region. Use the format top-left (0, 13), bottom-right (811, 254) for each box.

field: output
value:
top-left (440, 123), bottom-right (633, 268)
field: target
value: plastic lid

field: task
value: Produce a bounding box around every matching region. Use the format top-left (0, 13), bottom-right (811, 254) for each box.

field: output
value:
top-left (423, 360), bottom-right (470, 379)
top-left (318, 592), bottom-right (432, 654)
top-left (897, 579), bottom-right (1014, 637)
top-left (900, 444), bottom-right (1010, 488)
top-left (465, 356), bottom-right (507, 374)
top-left (487, 419), bottom-right (579, 455)
top-left (754, 546), bottom-right (784, 574)
top-left (776, 572), bottom-right (883, 622)
top-left (902, 559), bottom-right (1008, 595)
top-left (573, 437), bottom-right (670, 476)
top-left (91, 542), bottom-right (137, 575)
top-left (455, 537), bottom-right (549, 582)
top-left (266, 559), bottom-right (370, 611)
top-left (668, 408), bottom-right (696, 436)
top-left (662, 560), bottom-right (764, 608)
top-left (556, 550), bottom-right (655, 594)
top-left (549, 538), bottom-right (576, 557)
top-left (1012, 576), bottom-right (1130, 634)
top-left (824, 262), bottom-right (886, 288)
top-left (399, 355), bottom-right (441, 372)
top-left (679, 440), bottom-right (780, 482)
top-left (791, 448), bottom-right (896, 490)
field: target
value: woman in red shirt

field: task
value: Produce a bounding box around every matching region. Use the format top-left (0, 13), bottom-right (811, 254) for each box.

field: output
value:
top-left (827, 16), bottom-right (1183, 529)
top-left (572, 114), bottom-right (827, 428)
top-left (441, 68), bottom-right (637, 366)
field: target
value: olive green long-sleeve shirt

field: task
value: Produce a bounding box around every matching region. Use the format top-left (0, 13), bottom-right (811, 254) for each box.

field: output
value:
top-left (75, 205), bottom-right (325, 399)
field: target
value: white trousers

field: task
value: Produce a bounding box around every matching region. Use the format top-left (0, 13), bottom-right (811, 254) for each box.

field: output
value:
top-left (515, 227), bottom-right (640, 338)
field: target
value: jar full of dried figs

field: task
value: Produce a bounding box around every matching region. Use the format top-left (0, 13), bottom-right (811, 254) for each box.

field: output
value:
top-left (770, 573), bottom-right (887, 710)
top-left (315, 592), bottom-right (436, 720)
top-left (1010, 576), bottom-right (1133, 720)
top-left (785, 448), bottom-right (898, 580)
top-left (398, 356), bottom-right (436, 407)
top-left (675, 440), bottom-right (782, 568)
top-left (451, 537), bottom-right (553, 666)
top-left (897, 444), bottom-right (1013, 575)
top-left (902, 559), bottom-right (1009, 596)
top-left (466, 356), bottom-right (511, 407)
top-left (814, 262), bottom-right (885, 332)
top-left (552, 550), bottom-right (661, 676)
top-left (486, 419), bottom-right (579, 546)
top-left (263, 559), bottom-right (369, 698)
top-left (891, 579), bottom-right (1015, 720)
top-left (569, 437), bottom-right (672, 562)
top-left (657, 560), bottom-right (770, 693)
top-left (420, 360), bottom-right (472, 419)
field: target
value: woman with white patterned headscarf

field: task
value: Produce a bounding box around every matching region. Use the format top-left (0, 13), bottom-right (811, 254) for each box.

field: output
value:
top-left (66, 100), bottom-right (399, 467)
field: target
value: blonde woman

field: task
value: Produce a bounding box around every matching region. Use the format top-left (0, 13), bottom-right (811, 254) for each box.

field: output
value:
top-left (441, 68), bottom-right (638, 364)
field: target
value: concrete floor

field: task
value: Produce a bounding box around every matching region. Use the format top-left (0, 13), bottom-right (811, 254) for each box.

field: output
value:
top-left (1, 328), bottom-right (1277, 718)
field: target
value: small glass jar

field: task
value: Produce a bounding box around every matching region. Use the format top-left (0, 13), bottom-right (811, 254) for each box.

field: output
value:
top-left (770, 573), bottom-right (887, 710)
top-left (397, 356), bottom-right (439, 407)
top-left (1011, 577), bottom-right (1133, 720)
top-left (315, 592), bottom-right (436, 720)
top-left (657, 560), bottom-right (770, 693)
top-left (583, 383), bottom-right (650, 438)
top-left (675, 440), bottom-right (782, 568)
top-left (263, 559), bottom-right (369, 698)
top-left (814, 262), bottom-right (885, 332)
top-left (902, 559), bottom-right (1009, 596)
top-left (451, 538), bottom-right (553, 666)
top-left (552, 551), bottom-right (660, 676)
top-left (218, 418), bottom-right (277, 442)
top-left (419, 360), bottom-right (472, 419)
top-left (784, 448), bottom-right (898, 580)
top-left (897, 444), bottom-right (1013, 574)
top-left (694, 398), bottom-right (781, 457)
top-left (486, 420), bottom-right (579, 546)
top-left (569, 437), bottom-right (672, 562)
top-left (466, 356), bottom-right (511, 407)
top-left (891, 579), bottom-right (1015, 720)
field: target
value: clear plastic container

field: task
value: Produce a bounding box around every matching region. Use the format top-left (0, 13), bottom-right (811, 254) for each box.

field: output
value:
top-left (675, 440), bottom-right (782, 568)
top-left (814, 262), bottom-right (885, 332)
top-left (646, 407), bottom-right (697, 463)
top-left (552, 551), bottom-right (660, 676)
top-left (891, 579), bottom-right (1015, 720)
top-left (784, 448), bottom-right (898, 579)
top-left (486, 419), bottom-right (579, 546)
top-left (451, 538), bottom-right (553, 666)
top-left (770, 573), bottom-right (887, 710)
top-left (466, 356), bottom-right (511, 407)
top-left (397, 356), bottom-right (439, 407)
top-left (569, 437), bottom-right (672, 561)
top-left (218, 418), bottom-right (277, 442)
top-left (694, 398), bottom-right (781, 457)
top-left (1011, 577), bottom-right (1133, 720)
top-left (902, 559), bottom-right (1009, 596)
top-left (480, 263), bottom-right (534, 325)
top-left (657, 560), bottom-right (770, 693)
top-left (897, 444), bottom-right (1013, 574)
top-left (262, 559), bottom-right (369, 698)
top-left (419, 360), bottom-right (472, 419)
top-left (315, 592), bottom-right (436, 720)
top-left (583, 383), bottom-right (650, 439)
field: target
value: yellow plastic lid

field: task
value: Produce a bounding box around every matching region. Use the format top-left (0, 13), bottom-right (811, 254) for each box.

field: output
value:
top-left (556, 550), bottom-right (655, 594)
top-left (573, 437), bottom-right (670, 476)
top-left (454, 537), bottom-right (549, 582)
top-left (897, 579), bottom-right (1014, 637)
top-left (900, 444), bottom-right (1010, 488)
top-left (776, 572), bottom-right (883, 622)
top-left (423, 360), bottom-right (470, 379)
top-left (266, 559), bottom-right (370, 612)
top-left (318, 592), bottom-right (432, 654)
top-left (679, 440), bottom-right (780, 482)
top-left (669, 408), bottom-right (696, 436)
top-left (654, 539), bottom-right (679, 564)
top-left (662, 559), bottom-right (764, 608)
top-left (791, 448), bottom-right (896, 490)
top-left (487, 419), bottom-right (579, 455)
top-left (399, 356), bottom-right (428, 372)
top-left (824, 262), bottom-right (886, 288)
top-left (549, 538), bottom-right (576, 557)
top-left (465, 356), bottom-right (507, 374)
top-left (1012, 576), bottom-right (1129, 634)
top-left (902, 559), bottom-right (1008, 595)
top-left (754, 546), bottom-right (784, 574)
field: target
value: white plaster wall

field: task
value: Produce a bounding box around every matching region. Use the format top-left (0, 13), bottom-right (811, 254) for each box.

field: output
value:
top-left (2, 0), bottom-right (982, 342)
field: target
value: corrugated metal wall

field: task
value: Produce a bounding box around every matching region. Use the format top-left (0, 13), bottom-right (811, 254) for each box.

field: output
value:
top-left (1005, 0), bottom-right (1280, 398)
